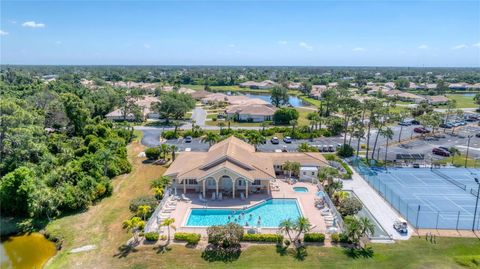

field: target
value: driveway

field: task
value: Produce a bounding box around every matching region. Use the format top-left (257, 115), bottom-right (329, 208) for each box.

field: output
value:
top-left (191, 107), bottom-right (207, 127)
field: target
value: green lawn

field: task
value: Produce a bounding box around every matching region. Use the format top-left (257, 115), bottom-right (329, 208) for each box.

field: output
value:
top-left (434, 154), bottom-right (479, 168)
top-left (445, 94), bottom-right (477, 108)
top-left (299, 95), bottom-right (321, 107)
top-left (183, 84), bottom-right (272, 94)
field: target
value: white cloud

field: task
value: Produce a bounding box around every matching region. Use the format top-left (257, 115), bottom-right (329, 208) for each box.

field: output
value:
top-left (299, 42), bottom-right (313, 50)
top-left (278, 40), bottom-right (287, 45)
top-left (452, 44), bottom-right (467, 50)
top-left (352, 47), bottom-right (365, 52)
top-left (0, 30), bottom-right (8, 36)
top-left (22, 21), bottom-right (45, 28)
top-left (418, 44), bottom-right (429, 49)
top-left (143, 43), bottom-right (151, 49)
top-left (473, 42), bottom-right (480, 48)
top-left (228, 44), bottom-right (236, 48)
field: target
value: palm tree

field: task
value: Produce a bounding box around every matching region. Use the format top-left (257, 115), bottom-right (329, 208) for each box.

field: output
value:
top-left (170, 145), bottom-right (178, 161)
top-left (217, 122), bottom-right (225, 133)
top-left (332, 190), bottom-right (349, 206)
top-left (137, 205), bottom-right (151, 221)
top-left (201, 132), bottom-right (220, 147)
top-left (318, 167), bottom-right (339, 187)
top-left (153, 187), bottom-right (164, 200)
top-left (307, 112), bottom-right (320, 131)
top-left (289, 119), bottom-right (298, 138)
top-left (123, 217), bottom-right (145, 244)
top-left (160, 143), bottom-right (170, 159)
top-left (246, 132), bottom-right (264, 151)
top-left (344, 216), bottom-right (374, 248)
top-left (293, 217), bottom-right (312, 246)
top-left (283, 161), bottom-right (300, 179)
top-left (297, 142), bottom-right (311, 152)
top-left (172, 121), bottom-right (182, 137)
top-left (260, 121), bottom-right (270, 135)
top-left (379, 127), bottom-right (394, 163)
top-left (191, 120), bottom-right (196, 133)
top-left (98, 148), bottom-right (114, 176)
top-left (279, 218), bottom-right (295, 244)
top-left (161, 218), bottom-right (176, 244)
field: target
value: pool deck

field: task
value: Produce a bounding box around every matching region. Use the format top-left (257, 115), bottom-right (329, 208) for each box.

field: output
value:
top-left (343, 166), bottom-right (413, 240)
top-left (164, 181), bottom-right (327, 235)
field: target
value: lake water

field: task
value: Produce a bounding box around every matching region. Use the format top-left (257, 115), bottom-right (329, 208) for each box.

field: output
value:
top-left (0, 233), bottom-right (56, 269)
top-left (233, 92), bottom-right (311, 107)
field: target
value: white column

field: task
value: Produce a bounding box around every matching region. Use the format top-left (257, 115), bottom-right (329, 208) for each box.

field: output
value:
top-left (203, 180), bottom-right (206, 198)
top-left (216, 179), bottom-right (219, 197)
top-left (183, 179), bottom-right (186, 194)
top-left (232, 179), bottom-right (236, 198)
top-left (246, 180), bottom-right (249, 198)
top-left (267, 180), bottom-right (271, 194)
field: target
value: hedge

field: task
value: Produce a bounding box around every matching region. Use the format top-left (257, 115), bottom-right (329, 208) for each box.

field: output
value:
top-left (303, 233), bottom-right (325, 243)
top-left (331, 233), bottom-right (340, 243)
top-left (331, 233), bottom-right (350, 243)
top-left (174, 232), bottom-right (201, 245)
top-left (241, 233), bottom-right (283, 243)
top-left (144, 232), bottom-right (159, 241)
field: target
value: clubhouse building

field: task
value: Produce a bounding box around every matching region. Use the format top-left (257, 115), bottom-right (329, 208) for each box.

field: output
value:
top-left (165, 136), bottom-right (329, 199)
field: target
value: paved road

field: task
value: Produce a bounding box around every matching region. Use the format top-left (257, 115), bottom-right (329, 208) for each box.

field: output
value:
top-left (191, 107), bottom-right (207, 127)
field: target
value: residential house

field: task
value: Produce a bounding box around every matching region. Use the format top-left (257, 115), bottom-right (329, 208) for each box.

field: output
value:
top-left (309, 85), bottom-right (327, 99)
top-left (225, 104), bottom-right (277, 122)
top-left (106, 95), bottom-right (160, 121)
top-left (239, 80), bottom-right (278, 89)
top-left (426, 95), bottom-right (449, 105)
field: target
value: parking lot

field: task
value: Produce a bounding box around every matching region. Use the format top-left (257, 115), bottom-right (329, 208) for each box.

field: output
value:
top-left (135, 123), bottom-right (480, 163)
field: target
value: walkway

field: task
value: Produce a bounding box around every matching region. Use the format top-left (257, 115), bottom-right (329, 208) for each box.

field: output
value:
top-left (342, 166), bottom-right (413, 240)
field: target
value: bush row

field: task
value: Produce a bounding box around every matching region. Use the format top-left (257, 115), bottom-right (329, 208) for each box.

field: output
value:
top-left (144, 232), bottom-right (159, 241)
top-left (331, 233), bottom-right (350, 244)
top-left (241, 233), bottom-right (283, 243)
top-left (303, 233), bottom-right (325, 243)
top-left (174, 232), bottom-right (201, 245)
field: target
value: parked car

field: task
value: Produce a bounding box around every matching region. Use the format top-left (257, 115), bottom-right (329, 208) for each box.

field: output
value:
top-left (414, 127), bottom-right (430, 134)
top-left (439, 146), bottom-right (451, 153)
top-left (393, 218), bottom-right (408, 234)
top-left (411, 120), bottom-right (420, 125)
top-left (271, 136), bottom-right (280, 144)
top-left (398, 121), bottom-right (412, 126)
top-left (184, 136), bottom-right (192, 143)
top-left (432, 147), bottom-right (450, 156)
top-left (440, 123), bottom-right (453, 129)
top-left (476, 133), bottom-right (480, 138)
top-left (328, 145), bottom-right (335, 152)
top-left (283, 136), bottom-right (292, 143)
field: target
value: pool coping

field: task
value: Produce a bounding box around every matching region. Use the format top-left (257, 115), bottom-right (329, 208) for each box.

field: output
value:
top-left (181, 197), bottom-right (304, 229)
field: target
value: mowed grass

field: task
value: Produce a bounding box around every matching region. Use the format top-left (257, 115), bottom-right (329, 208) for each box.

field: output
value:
top-left (64, 237), bottom-right (480, 269)
top-left (45, 138), bottom-right (167, 269)
top-left (446, 94), bottom-right (477, 108)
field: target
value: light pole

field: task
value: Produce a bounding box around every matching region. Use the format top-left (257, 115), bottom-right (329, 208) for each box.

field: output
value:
top-left (465, 135), bottom-right (473, 168)
top-left (472, 178), bottom-right (480, 232)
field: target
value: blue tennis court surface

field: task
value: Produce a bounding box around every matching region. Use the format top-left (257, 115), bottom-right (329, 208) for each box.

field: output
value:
top-left (356, 165), bottom-right (480, 230)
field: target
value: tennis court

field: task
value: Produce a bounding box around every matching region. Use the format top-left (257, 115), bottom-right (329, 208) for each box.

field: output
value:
top-left (355, 164), bottom-right (480, 230)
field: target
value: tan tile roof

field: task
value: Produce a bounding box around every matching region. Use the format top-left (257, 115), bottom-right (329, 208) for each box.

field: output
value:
top-left (164, 136), bottom-right (329, 181)
top-left (226, 104), bottom-right (277, 116)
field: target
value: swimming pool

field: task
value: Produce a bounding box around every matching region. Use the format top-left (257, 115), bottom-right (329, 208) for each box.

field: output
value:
top-left (185, 198), bottom-right (302, 227)
top-left (293, 187), bottom-right (309, 193)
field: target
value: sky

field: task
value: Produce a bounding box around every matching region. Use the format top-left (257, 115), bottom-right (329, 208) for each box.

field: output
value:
top-left (1, 0), bottom-right (479, 67)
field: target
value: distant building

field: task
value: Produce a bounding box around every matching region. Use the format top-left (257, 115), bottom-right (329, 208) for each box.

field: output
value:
top-left (448, 83), bottom-right (467, 91)
top-left (384, 82), bottom-right (395, 90)
top-left (309, 85), bottom-right (327, 99)
top-left (239, 80), bottom-right (278, 89)
top-left (225, 104), bottom-right (277, 122)
top-left (287, 82), bottom-right (302, 90)
top-left (426, 95), bottom-right (449, 105)
top-left (106, 95), bottom-right (160, 121)
top-left (384, 90), bottom-right (425, 103)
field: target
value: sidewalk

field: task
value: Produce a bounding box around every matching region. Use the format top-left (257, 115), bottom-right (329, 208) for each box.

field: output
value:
top-left (342, 166), bottom-right (412, 240)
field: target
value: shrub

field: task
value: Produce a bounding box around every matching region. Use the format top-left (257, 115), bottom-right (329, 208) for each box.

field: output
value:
top-left (144, 232), bottom-right (159, 241)
top-left (145, 147), bottom-right (161, 160)
top-left (273, 108), bottom-right (299, 125)
top-left (331, 233), bottom-right (340, 243)
top-left (303, 233), bottom-right (325, 243)
top-left (174, 232), bottom-right (201, 245)
top-left (207, 223), bottom-right (244, 248)
top-left (337, 144), bottom-right (354, 158)
top-left (338, 196), bottom-right (363, 217)
top-left (241, 233), bottom-right (283, 243)
top-left (324, 154), bottom-right (337, 161)
top-left (339, 232), bottom-right (351, 243)
top-left (162, 130), bottom-right (178, 139)
top-left (129, 195), bottom-right (157, 213)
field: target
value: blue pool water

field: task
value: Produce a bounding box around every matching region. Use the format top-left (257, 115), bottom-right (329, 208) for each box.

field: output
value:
top-left (293, 187), bottom-right (309, 193)
top-left (186, 199), bottom-right (302, 227)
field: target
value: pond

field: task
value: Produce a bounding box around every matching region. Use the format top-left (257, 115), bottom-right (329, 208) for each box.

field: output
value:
top-left (231, 92), bottom-right (311, 107)
top-left (1, 233), bottom-right (57, 269)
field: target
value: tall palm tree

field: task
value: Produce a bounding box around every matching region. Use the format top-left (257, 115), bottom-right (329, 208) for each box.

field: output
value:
top-left (289, 119), bottom-right (298, 138)
top-left (379, 127), bottom-right (394, 162)
top-left (297, 142), bottom-right (311, 152)
top-left (123, 217), bottom-right (145, 244)
top-left (161, 218), bottom-right (176, 244)
top-left (344, 216), bottom-right (374, 248)
top-left (201, 132), bottom-right (220, 146)
top-left (137, 205), bottom-right (151, 221)
top-left (172, 121), bottom-right (182, 137)
top-left (293, 217), bottom-right (312, 245)
top-left (169, 145), bottom-right (178, 161)
top-left (246, 132), bottom-right (263, 151)
top-left (279, 218), bottom-right (295, 244)
top-left (217, 122), bottom-right (225, 133)
top-left (332, 190), bottom-right (349, 206)
top-left (160, 143), bottom-right (170, 159)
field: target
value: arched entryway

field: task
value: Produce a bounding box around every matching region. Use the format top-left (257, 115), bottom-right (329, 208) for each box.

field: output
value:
top-left (219, 175), bottom-right (236, 198)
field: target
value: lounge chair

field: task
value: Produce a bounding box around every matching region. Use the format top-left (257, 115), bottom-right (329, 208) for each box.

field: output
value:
top-left (199, 194), bottom-right (207, 203)
top-left (218, 192), bottom-right (223, 201)
top-left (211, 192), bottom-right (216, 201)
top-left (181, 194), bottom-right (191, 202)
top-left (240, 192), bottom-right (245, 201)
